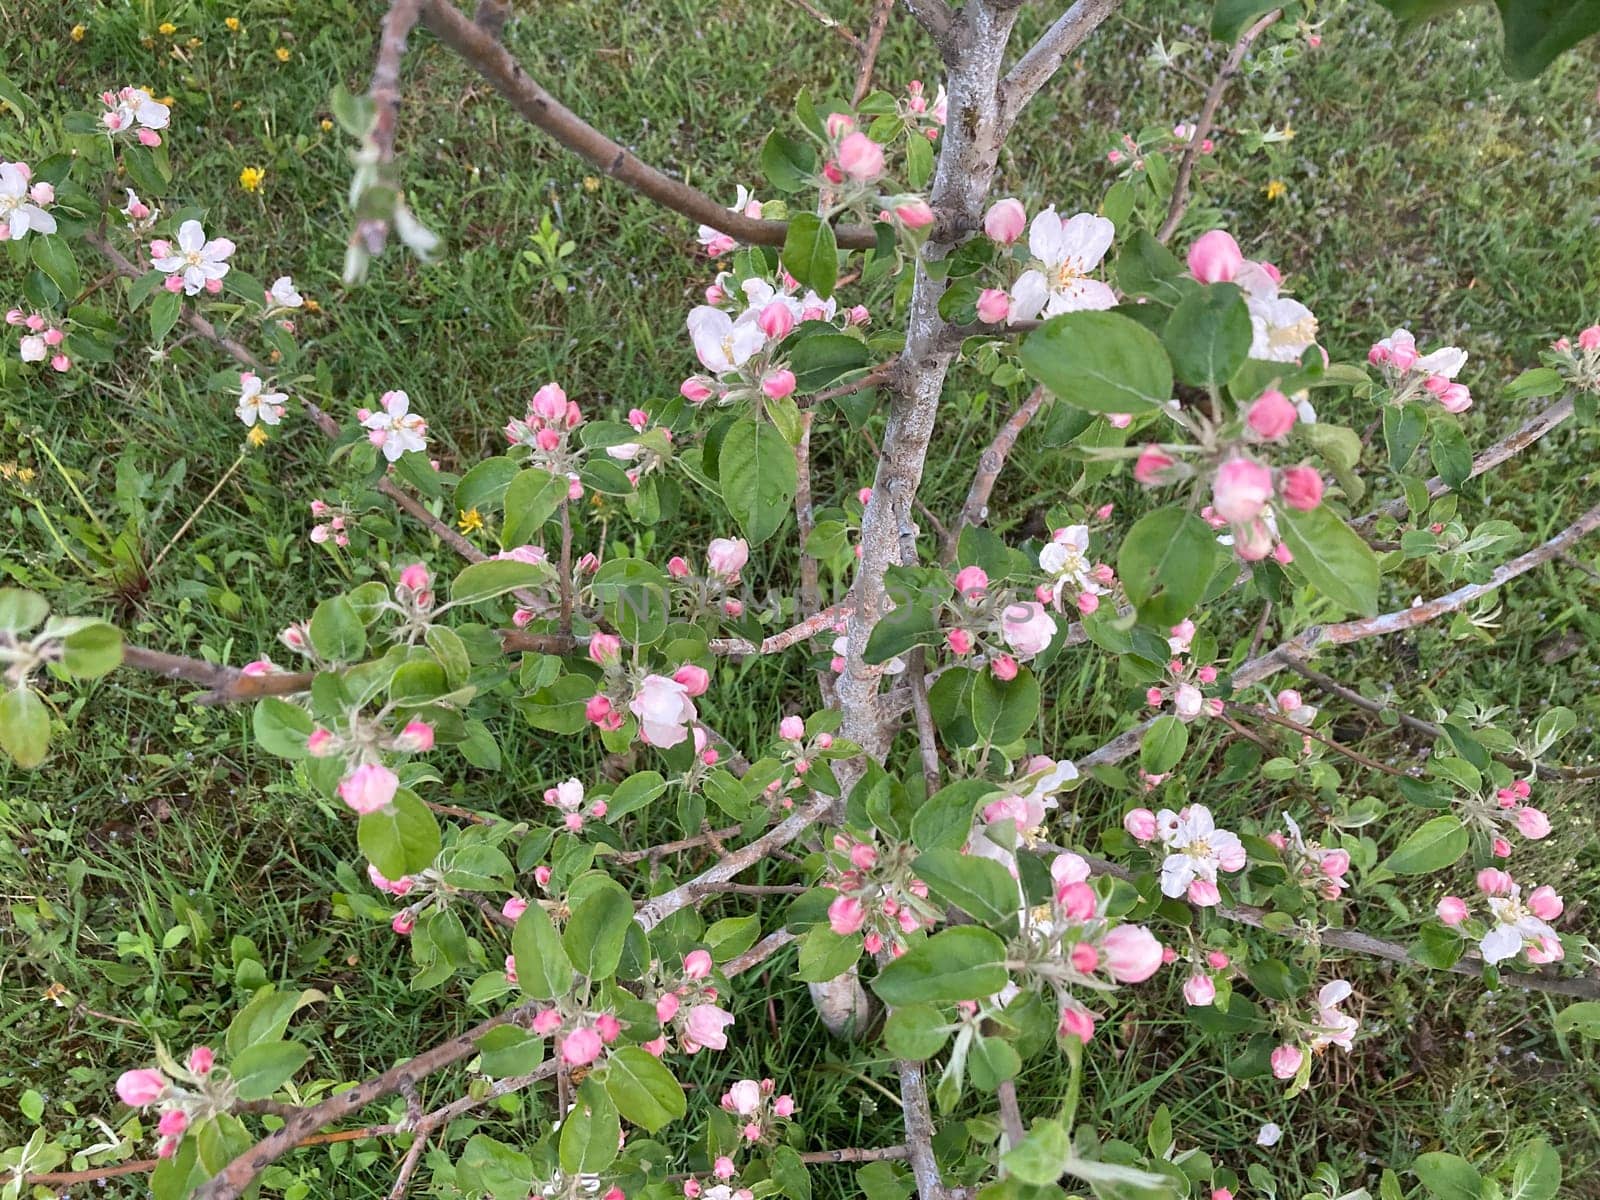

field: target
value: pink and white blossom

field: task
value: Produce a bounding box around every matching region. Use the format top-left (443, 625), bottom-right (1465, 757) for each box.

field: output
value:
top-left (1008, 208), bottom-right (1117, 321)
top-left (151, 219), bottom-right (235, 295)
top-left (362, 390), bottom-right (429, 461)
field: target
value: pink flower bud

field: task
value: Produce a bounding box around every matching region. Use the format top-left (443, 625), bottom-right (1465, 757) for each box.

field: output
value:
top-left (1438, 383), bottom-right (1472, 413)
top-left (991, 654), bottom-right (1018, 681)
top-left (681, 375), bottom-right (715, 403)
top-left (398, 562), bottom-right (430, 591)
top-left (1196, 665), bottom-right (1218, 683)
top-left (1069, 942), bottom-right (1099, 972)
top-left (532, 1008), bottom-right (562, 1035)
top-left (1492, 836), bottom-right (1512, 859)
top-left (391, 911), bottom-right (415, 935)
top-left (1188, 879), bottom-right (1222, 907)
top-left (338, 763), bottom-right (399, 814)
top-left (30, 181), bottom-right (54, 205)
top-left (1476, 868), bottom-right (1514, 896)
top-left (1134, 445), bottom-right (1176, 486)
top-left (117, 1069), bottom-right (167, 1107)
top-left (656, 992), bottom-right (681, 1022)
top-left (138, 127), bottom-right (162, 147)
top-left (1183, 973), bottom-right (1217, 1005)
top-left (1527, 885), bottom-right (1563, 920)
top-left (848, 304), bottom-right (870, 326)
top-left (561, 1026), bottom-right (604, 1066)
top-left (779, 715), bottom-right (805, 741)
top-left (893, 198), bottom-right (935, 228)
top-left (1247, 389), bottom-right (1297, 439)
top-left (1516, 806), bottom-right (1551, 839)
top-left (849, 842), bottom-right (878, 870)
top-left (825, 112), bottom-right (855, 138)
top-left (585, 694), bottom-right (614, 724)
top-left (1101, 925), bottom-right (1163, 982)
top-left (588, 632), bottom-right (623, 666)
top-left (976, 288), bottom-right (1010, 324)
top-left (187, 1045), bottom-right (215, 1076)
top-left (837, 131), bottom-right (884, 182)
top-left (1436, 894), bottom-right (1469, 925)
top-left (1056, 880), bottom-right (1096, 921)
top-left (684, 949), bottom-right (714, 980)
top-left (1577, 325), bottom-right (1600, 351)
top-left (946, 627), bottom-right (973, 655)
top-left (158, 1108), bottom-right (189, 1137)
top-left (714, 1156), bottom-right (737, 1180)
top-left (828, 894), bottom-right (866, 935)
top-left (1213, 457), bottom-right (1274, 523)
top-left (397, 720), bottom-right (434, 752)
top-left (761, 368), bottom-right (797, 399)
top-left (502, 896), bottom-right (528, 922)
top-left (1270, 1044), bottom-right (1304, 1080)
top-left (674, 664), bottom-right (711, 697)
top-left (1206, 951), bottom-right (1230, 969)
top-left (1187, 230), bottom-right (1243, 284)
top-left (596, 1013), bottom-right (622, 1043)
top-left (1057, 1004), bottom-right (1096, 1043)
top-left (758, 301), bottom-right (795, 340)
top-left (1123, 808), bottom-right (1158, 841)
top-left (983, 198), bottom-right (1026, 245)
top-left (774, 1094), bottom-right (796, 1117)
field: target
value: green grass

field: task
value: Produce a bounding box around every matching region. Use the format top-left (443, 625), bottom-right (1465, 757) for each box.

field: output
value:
top-left (3, 0), bottom-right (1599, 1197)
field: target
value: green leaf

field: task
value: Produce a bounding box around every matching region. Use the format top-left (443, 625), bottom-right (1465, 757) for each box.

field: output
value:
top-left (0, 589), bottom-right (48, 633)
top-left (0, 686), bottom-right (50, 768)
top-left (226, 985), bottom-right (325, 1057)
top-left (770, 1144), bottom-right (813, 1200)
top-left (1383, 404), bottom-right (1429, 473)
top-left (454, 455), bottom-right (521, 512)
top-left (602, 1046), bottom-right (687, 1133)
top-left (149, 289), bottom-right (182, 343)
top-left (911, 779), bottom-right (995, 851)
top-left (1382, 814), bottom-right (1468, 875)
top-left (1118, 506), bottom-right (1220, 625)
top-left (882, 1004), bottom-right (951, 1059)
top-left (1212, 0), bottom-right (1282, 40)
top-left (720, 417), bottom-right (798, 545)
top-left (862, 601), bottom-right (942, 665)
top-left (59, 621), bottom-right (123, 678)
top-left (605, 771), bottom-right (668, 820)
top-left (1508, 1139), bottom-right (1561, 1200)
top-left (969, 667), bottom-right (1040, 747)
top-left (309, 595), bottom-right (366, 662)
top-left (782, 213), bottom-right (838, 298)
top-left (562, 881), bottom-right (634, 980)
top-left (1503, 367), bottom-right (1563, 401)
top-left (789, 332), bottom-right (872, 392)
top-left (1019, 311), bottom-right (1173, 414)
top-left (457, 1134), bottom-right (535, 1199)
top-left (449, 558), bottom-right (551, 606)
top-left (913, 848), bottom-right (1022, 929)
top-left (871, 927), bottom-right (1009, 1005)
top-left (1494, 0), bottom-right (1600, 78)
top-left (760, 129), bottom-right (817, 193)
top-left (703, 914), bottom-right (762, 961)
top-left (476, 1025), bottom-right (545, 1077)
top-left (796, 926), bottom-right (863, 983)
top-left (1140, 715), bottom-right (1189, 775)
top-left (511, 901), bottom-right (574, 998)
top-left (1003, 1119), bottom-right (1072, 1186)
top-left (1275, 503), bottom-right (1380, 617)
top-left (1163, 283), bottom-right (1251, 387)
top-left (252, 697), bottom-right (314, 758)
top-left (1430, 418), bottom-right (1474, 489)
top-left (1413, 1151), bottom-right (1483, 1200)
top-left (228, 1040), bottom-right (310, 1100)
top-left (560, 1081), bottom-right (622, 1174)
top-left (357, 790), bottom-right (442, 878)
top-left (968, 1034), bottom-right (1022, 1089)
top-left (1115, 231), bottom-right (1192, 309)
top-left (31, 236), bottom-right (80, 300)
top-left (502, 468), bottom-right (568, 548)
top-left (1553, 1001), bottom-right (1600, 1039)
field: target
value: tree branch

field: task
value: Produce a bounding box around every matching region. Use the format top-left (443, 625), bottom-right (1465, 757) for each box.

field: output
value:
top-left (1351, 395), bottom-right (1575, 534)
top-left (943, 383), bottom-right (1047, 561)
top-left (1079, 500), bottom-right (1600, 769)
top-left (853, 0), bottom-right (898, 104)
top-left (783, 0), bottom-right (861, 46)
top-left (417, 0), bottom-right (877, 249)
top-left (1155, 9), bottom-right (1281, 244)
top-left (897, 1059), bottom-right (949, 1200)
top-left (998, 0), bottom-right (1126, 131)
top-left (357, 0), bottom-right (427, 258)
top-left (900, 0), bottom-right (958, 57)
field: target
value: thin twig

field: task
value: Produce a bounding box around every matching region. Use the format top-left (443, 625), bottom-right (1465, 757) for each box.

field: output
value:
top-left (386, 1131), bottom-right (430, 1200)
top-left (996, 1080), bottom-right (1025, 1152)
top-left (558, 498), bottom-right (574, 635)
top-left (417, 0), bottom-right (877, 249)
top-left (146, 452), bottom-right (245, 575)
top-left (610, 824), bottom-right (745, 864)
top-left (796, 410), bottom-right (822, 617)
top-left (358, 0), bottom-right (427, 257)
top-left (1155, 8), bottom-right (1282, 244)
top-left (852, 0), bottom-right (898, 106)
top-left (943, 384), bottom-right (1046, 561)
top-left (782, 0), bottom-right (861, 46)
top-left (1236, 705), bottom-right (1412, 777)
top-left (805, 360), bottom-right (895, 408)
top-left (907, 648), bottom-right (942, 795)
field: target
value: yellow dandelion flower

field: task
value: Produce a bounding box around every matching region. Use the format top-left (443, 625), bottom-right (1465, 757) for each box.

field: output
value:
top-left (70, 24), bottom-right (86, 41)
top-left (582, 176), bottom-right (600, 193)
top-left (232, 100), bottom-right (243, 110)
top-left (275, 46), bottom-right (291, 62)
top-left (17, 466), bottom-right (37, 484)
top-left (320, 118), bottom-right (333, 131)
top-left (157, 95), bottom-right (175, 107)
top-left (239, 166), bottom-right (266, 192)
top-left (225, 16), bottom-right (241, 32)
top-left (186, 36), bottom-right (201, 48)
top-left (457, 507), bottom-right (485, 534)
top-left (1264, 179), bottom-right (1287, 202)
top-left (247, 425), bottom-right (270, 447)
top-left (158, 21), bottom-right (177, 35)
top-left (304, 298), bottom-right (321, 314)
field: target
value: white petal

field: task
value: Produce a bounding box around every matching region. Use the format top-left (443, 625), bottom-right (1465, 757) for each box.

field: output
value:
top-left (1478, 925), bottom-right (1521, 964)
top-left (177, 219), bottom-right (205, 252)
top-left (1008, 271), bottom-right (1049, 322)
top-left (1046, 278), bottom-right (1117, 314)
top-left (1056, 213), bottom-right (1115, 270)
top-left (1027, 207), bottom-right (1065, 265)
top-left (1415, 346), bottom-right (1467, 378)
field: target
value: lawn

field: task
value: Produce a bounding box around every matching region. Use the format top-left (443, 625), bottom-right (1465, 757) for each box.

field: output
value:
top-left (2, 0), bottom-right (1598, 1198)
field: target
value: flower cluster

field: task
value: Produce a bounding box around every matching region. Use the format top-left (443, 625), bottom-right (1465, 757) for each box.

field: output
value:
top-left (1106, 123), bottom-right (1216, 171)
top-left (359, 389), bottom-right (429, 462)
top-left (99, 85), bottom-right (170, 145)
top-left (114, 1046), bottom-right (225, 1159)
top-left (667, 536), bottom-right (750, 619)
top-left (5, 308), bottom-right (70, 372)
top-left (973, 200), bottom-right (1116, 325)
top-left (682, 1158), bottom-right (754, 1200)
top-left (542, 777), bottom-right (609, 832)
top-left (1143, 653), bottom-right (1225, 723)
top-left (1188, 229), bottom-right (1319, 364)
top-left (645, 950), bottom-right (736, 1054)
top-left (682, 272), bottom-right (856, 406)
top-left (1437, 869), bottom-right (1564, 965)
top-left (1179, 948), bottom-right (1234, 1007)
top-left (1548, 324), bottom-right (1600, 393)
top-left (504, 380), bottom-right (587, 499)
top-left (1368, 328), bottom-right (1472, 412)
top-left (968, 756), bottom-right (1079, 876)
top-left (1124, 804), bottom-right (1245, 906)
top-left (899, 79), bottom-right (947, 139)
top-left (824, 832), bottom-right (942, 957)
top-left (696, 185), bottom-right (764, 258)
top-left (1035, 524), bottom-right (1118, 615)
top-left (1011, 852), bottom-right (1165, 1044)
top-left (941, 565), bottom-right (1060, 677)
top-left (0, 160), bottom-right (57, 240)
top-left (718, 1077), bottom-right (797, 1143)
top-left (1205, 452), bottom-right (1322, 562)
top-left (308, 498), bottom-right (353, 548)
top-left (308, 715), bottom-right (433, 815)
top-left (1269, 979), bottom-right (1359, 1086)
top-left (1266, 812), bottom-right (1351, 900)
top-left (121, 187), bottom-right (160, 234)
top-left (583, 636), bottom-right (706, 748)
top-left (236, 371), bottom-right (288, 427)
top-left (151, 220), bottom-right (235, 296)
